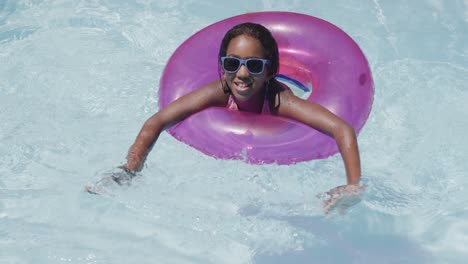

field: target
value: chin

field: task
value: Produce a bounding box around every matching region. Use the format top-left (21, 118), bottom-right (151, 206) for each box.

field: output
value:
top-left (232, 93), bottom-right (251, 102)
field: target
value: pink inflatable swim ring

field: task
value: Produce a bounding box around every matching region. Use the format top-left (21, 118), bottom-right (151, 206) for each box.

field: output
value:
top-left (159, 12), bottom-right (374, 165)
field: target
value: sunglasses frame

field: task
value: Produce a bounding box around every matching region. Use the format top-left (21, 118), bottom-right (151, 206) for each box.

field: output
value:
top-left (220, 57), bottom-right (271, 75)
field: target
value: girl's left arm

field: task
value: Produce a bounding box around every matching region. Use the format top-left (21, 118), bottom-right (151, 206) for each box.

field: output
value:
top-left (275, 90), bottom-right (361, 185)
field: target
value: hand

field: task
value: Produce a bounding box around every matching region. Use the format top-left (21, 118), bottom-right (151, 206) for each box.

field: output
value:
top-left (317, 184), bottom-right (365, 216)
top-left (115, 165), bottom-right (136, 185)
top-left (85, 167), bottom-right (136, 194)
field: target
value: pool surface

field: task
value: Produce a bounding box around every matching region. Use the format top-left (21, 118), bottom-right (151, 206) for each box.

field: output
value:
top-left (1, 0), bottom-right (467, 263)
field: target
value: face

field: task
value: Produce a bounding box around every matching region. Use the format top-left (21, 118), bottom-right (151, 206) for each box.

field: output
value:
top-left (223, 34), bottom-right (271, 102)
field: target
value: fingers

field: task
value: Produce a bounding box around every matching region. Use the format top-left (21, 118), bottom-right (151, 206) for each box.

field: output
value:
top-left (323, 196), bottom-right (340, 215)
top-left (111, 172), bottom-right (132, 186)
top-left (84, 184), bottom-right (100, 194)
top-left (320, 185), bottom-right (365, 216)
top-left (84, 167), bottom-right (137, 195)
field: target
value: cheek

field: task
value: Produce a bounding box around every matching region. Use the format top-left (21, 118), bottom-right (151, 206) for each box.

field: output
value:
top-left (224, 72), bottom-right (237, 80)
top-left (254, 75), bottom-right (268, 84)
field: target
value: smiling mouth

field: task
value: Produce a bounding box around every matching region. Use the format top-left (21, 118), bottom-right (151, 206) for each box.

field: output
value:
top-left (233, 81), bottom-right (252, 90)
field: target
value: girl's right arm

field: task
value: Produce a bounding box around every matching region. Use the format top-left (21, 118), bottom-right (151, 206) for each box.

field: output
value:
top-left (121, 80), bottom-right (228, 172)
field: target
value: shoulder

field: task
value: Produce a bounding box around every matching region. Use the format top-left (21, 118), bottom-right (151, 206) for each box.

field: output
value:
top-left (267, 78), bottom-right (349, 133)
top-left (159, 79), bottom-right (230, 122)
top-left (175, 79), bottom-right (230, 109)
top-left (270, 79), bottom-right (330, 120)
top-left (201, 79), bottom-right (231, 107)
top-left (267, 79), bottom-right (301, 114)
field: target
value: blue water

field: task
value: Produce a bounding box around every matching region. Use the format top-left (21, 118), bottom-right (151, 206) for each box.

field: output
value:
top-left (1, 0), bottom-right (467, 263)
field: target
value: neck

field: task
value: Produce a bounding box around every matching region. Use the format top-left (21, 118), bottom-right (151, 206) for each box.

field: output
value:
top-left (235, 90), bottom-right (265, 113)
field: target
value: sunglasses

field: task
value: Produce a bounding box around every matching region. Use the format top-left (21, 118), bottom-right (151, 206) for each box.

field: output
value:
top-left (221, 57), bottom-right (271, 75)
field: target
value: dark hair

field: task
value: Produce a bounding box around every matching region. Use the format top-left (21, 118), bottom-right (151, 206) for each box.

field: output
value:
top-left (218, 22), bottom-right (279, 77)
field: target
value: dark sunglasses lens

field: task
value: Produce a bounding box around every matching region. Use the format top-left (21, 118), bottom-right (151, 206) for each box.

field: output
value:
top-left (246, 59), bottom-right (264, 73)
top-left (223, 58), bottom-right (240, 72)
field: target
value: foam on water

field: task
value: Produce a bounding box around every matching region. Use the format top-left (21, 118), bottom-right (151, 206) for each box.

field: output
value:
top-left (1, 0), bottom-right (467, 263)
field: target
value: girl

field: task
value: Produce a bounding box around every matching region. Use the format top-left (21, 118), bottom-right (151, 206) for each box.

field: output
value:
top-left (107, 23), bottom-right (363, 214)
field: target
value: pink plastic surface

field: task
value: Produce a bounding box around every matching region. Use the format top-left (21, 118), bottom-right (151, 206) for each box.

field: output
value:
top-left (159, 12), bottom-right (374, 164)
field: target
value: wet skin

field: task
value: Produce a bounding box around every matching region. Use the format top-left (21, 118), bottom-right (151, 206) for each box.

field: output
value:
top-left (116, 33), bottom-right (363, 215)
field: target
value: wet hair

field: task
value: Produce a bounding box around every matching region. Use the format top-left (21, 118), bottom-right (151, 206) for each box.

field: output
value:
top-left (218, 22), bottom-right (280, 77)
top-left (218, 22), bottom-right (283, 110)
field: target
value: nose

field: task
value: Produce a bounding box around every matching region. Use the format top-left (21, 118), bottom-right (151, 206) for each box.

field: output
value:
top-left (236, 63), bottom-right (249, 77)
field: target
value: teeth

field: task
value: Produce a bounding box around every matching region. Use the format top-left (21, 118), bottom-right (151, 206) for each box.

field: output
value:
top-left (236, 82), bottom-right (250, 87)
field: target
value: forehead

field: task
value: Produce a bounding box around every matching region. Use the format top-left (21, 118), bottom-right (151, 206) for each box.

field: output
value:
top-left (226, 35), bottom-right (265, 58)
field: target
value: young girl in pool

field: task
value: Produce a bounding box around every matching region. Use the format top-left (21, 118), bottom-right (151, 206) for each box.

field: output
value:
top-left (111, 22), bottom-right (363, 213)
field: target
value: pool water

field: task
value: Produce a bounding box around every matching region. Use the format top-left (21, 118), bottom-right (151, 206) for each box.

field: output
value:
top-left (1, 0), bottom-right (467, 263)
